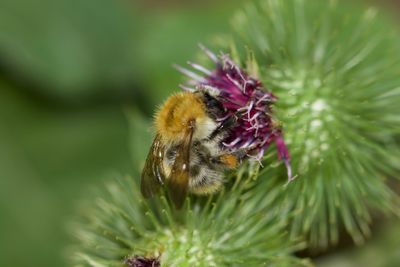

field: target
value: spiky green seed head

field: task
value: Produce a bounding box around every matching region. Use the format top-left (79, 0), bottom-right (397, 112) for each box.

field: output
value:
top-left (70, 173), bottom-right (310, 267)
top-left (225, 0), bottom-right (400, 249)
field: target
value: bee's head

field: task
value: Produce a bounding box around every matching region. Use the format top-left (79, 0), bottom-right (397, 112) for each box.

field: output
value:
top-left (197, 89), bottom-right (226, 120)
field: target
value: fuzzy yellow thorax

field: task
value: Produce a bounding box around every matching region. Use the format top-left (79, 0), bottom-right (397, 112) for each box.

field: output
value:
top-left (155, 92), bottom-right (207, 143)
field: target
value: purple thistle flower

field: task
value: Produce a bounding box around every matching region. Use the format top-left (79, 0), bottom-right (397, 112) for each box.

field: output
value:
top-left (175, 45), bottom-right (294, 182)
top-left (124, 255), bottom-right (160, 267)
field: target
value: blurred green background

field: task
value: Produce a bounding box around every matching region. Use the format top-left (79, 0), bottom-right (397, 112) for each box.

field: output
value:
top-left (0, 0), bottom-right (398, 266)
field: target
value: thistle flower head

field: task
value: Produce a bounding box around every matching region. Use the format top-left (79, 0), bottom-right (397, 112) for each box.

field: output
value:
top-left (70, 174), bottom-right (308, 267)
top-left (176, 46), bottom-right (293, 181)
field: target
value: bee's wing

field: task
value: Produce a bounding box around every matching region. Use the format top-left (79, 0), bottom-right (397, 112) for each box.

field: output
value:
top-left (167, 125), bottom-right (194, 209)
top-left (141, 134), bottom-right (165, 198)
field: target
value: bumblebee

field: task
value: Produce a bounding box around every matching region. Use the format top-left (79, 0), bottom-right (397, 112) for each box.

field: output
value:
top-left (141, 90), bottom-right (242, 208)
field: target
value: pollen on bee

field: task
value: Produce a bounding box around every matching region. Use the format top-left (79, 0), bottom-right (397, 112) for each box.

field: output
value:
top-left (219, 154), bottom-right (239, 169)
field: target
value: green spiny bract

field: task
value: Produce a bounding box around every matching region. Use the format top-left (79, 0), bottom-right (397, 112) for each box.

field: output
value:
top-left (71, 170), bottom-right (309, 267)
top-left (227, 0), bottom-right (400, 249)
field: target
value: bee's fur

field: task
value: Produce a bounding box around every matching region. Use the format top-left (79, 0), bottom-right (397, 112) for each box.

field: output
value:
top-left (156, 90), bottom-right (239, 195)
top-left (163, 137), bottom-right (232, 194)
top-left (155, 92), bottom-right (217, 144)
